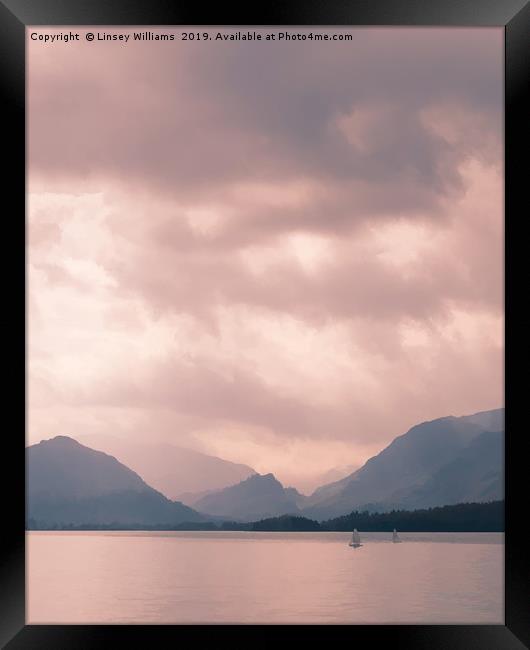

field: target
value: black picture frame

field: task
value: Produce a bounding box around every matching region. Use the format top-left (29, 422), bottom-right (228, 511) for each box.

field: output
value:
top-left (1, 0), bottom-right (528, 647)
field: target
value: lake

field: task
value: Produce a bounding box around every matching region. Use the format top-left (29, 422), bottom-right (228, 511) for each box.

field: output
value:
top-left (27, 531), bottom-right (504, 624)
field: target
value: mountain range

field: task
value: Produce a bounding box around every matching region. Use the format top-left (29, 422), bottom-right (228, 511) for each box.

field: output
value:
top-left (300, 408), bottom-right (503, 519)
top-left (27, 407), bottom-right (503, 527)
top-left (184, 408), bottom-right (503, 521)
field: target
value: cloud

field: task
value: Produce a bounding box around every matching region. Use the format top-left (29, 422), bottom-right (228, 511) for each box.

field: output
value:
top-left (27, 27), bottom-right (503, 485)
top-left (29, 28), bottom-right (501, 219)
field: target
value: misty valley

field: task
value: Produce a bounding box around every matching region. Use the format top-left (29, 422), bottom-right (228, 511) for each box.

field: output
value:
top-left (26, 408), bottom-right (503, 531)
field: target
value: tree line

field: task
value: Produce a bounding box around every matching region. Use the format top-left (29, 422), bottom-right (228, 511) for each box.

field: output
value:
top-left (27, 500), bottom-right (504, 532)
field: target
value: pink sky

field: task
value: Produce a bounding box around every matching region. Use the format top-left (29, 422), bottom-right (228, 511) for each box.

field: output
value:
top-left (27, 27), bottom-right (503, 489)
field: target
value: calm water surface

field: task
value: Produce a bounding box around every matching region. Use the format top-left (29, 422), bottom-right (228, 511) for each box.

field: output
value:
top-left (27, 531), bottom-right (504, 624)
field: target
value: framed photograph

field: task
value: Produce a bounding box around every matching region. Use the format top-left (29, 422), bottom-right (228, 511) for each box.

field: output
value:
top-left (1, 0), bottom-right (528, 647)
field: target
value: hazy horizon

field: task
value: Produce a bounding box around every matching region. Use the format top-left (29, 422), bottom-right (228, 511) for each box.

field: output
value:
top-left (28, 27), bottom-right (503, 492)
top-left (27, 405), bottom-right (502, 496)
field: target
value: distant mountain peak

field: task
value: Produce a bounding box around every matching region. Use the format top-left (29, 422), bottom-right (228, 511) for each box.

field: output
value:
top-left (233, 472), bottom-right (280, 486)
top-left (39, 435), bottom-right (81, 446)
top-left (251, 472), bottom-right (277, 482)
top-left (193, 471), bottom-right (300, 521)
top-left (75, 434), bottom-right (256, 500)
top-left (27, 437), bottom-right (205, 527)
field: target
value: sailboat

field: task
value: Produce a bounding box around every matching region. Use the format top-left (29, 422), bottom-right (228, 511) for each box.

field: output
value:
top-left (392, 528), bottom-right (402, 543)
top-left (349, 528), bottom-right (362, 548)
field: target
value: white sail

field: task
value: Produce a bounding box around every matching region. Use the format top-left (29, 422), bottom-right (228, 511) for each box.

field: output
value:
top-left (352, 529), bottom-right (361, 544)
top-left (392, 529), bottom-right (401, 543)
